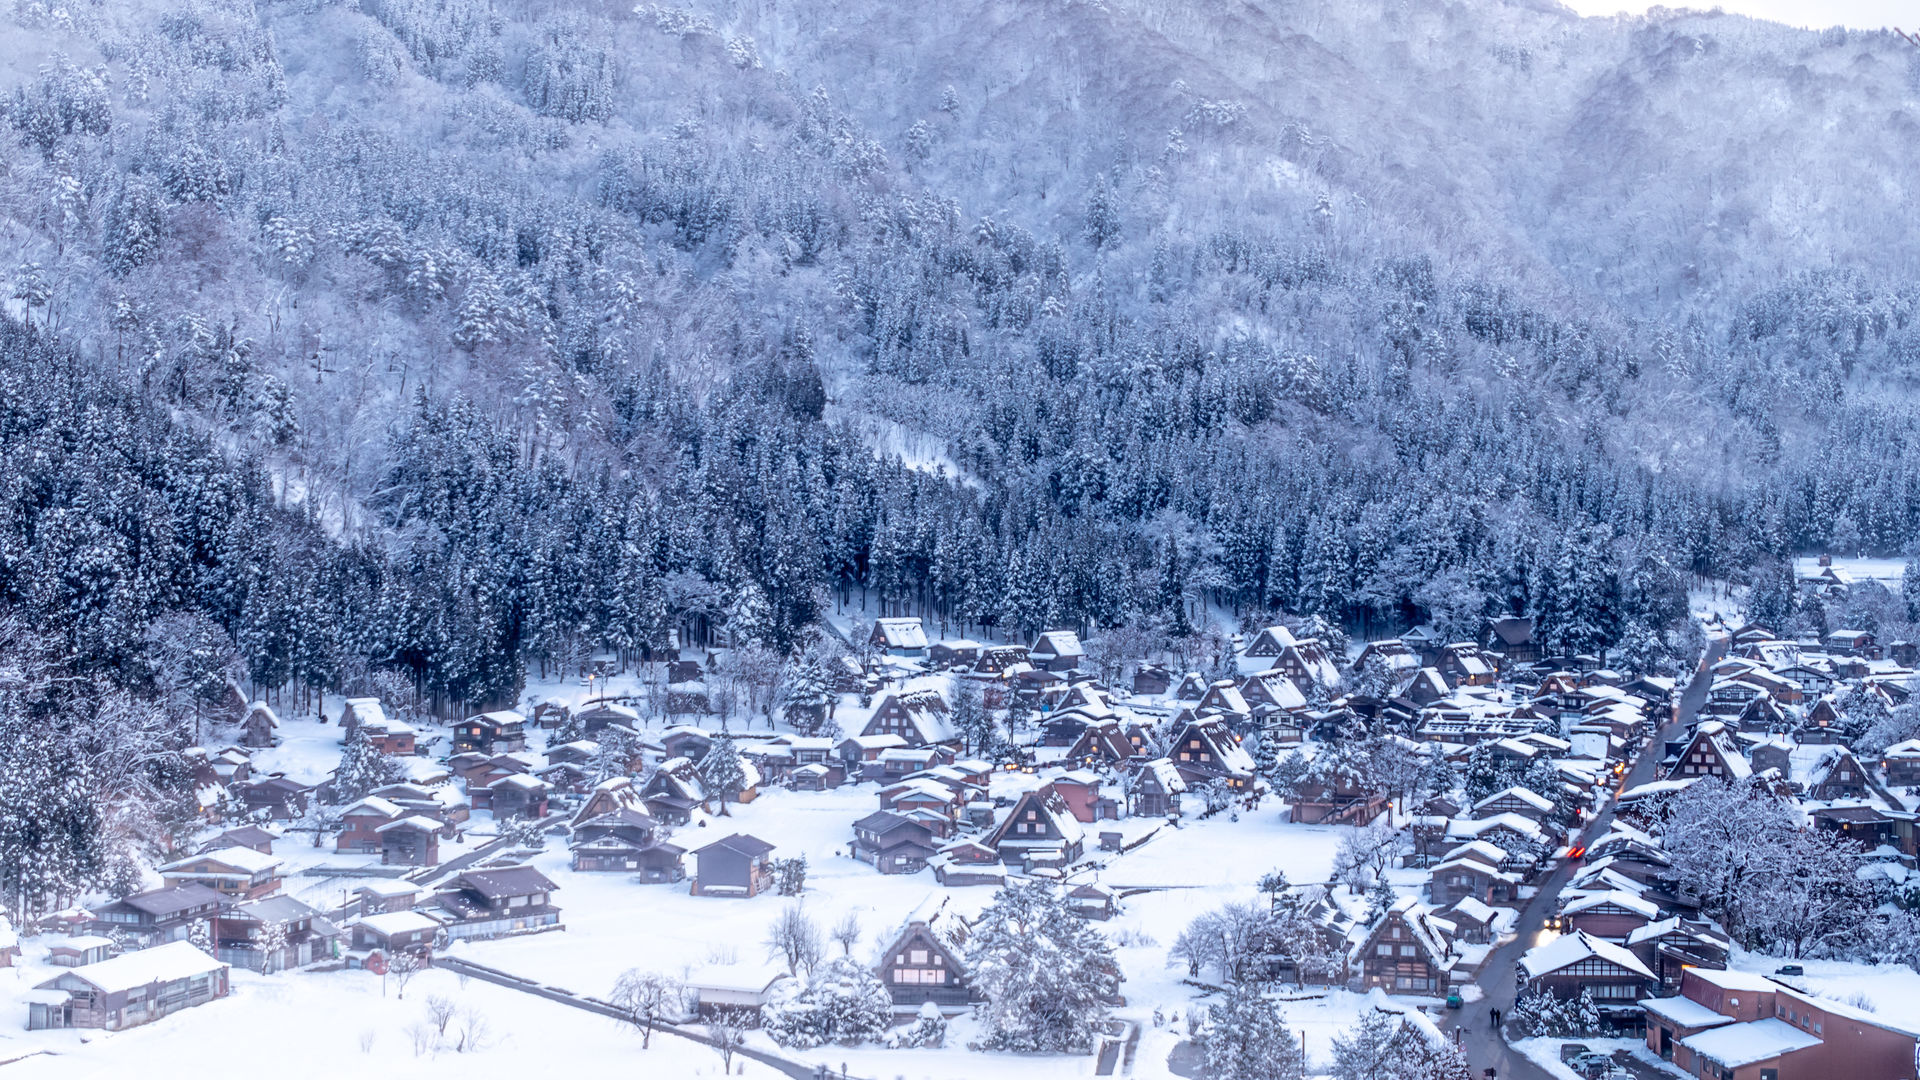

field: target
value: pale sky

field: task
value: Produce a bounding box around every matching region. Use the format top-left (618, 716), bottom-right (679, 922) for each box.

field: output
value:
top-left (1560, 0), bottom-right (1914, 30)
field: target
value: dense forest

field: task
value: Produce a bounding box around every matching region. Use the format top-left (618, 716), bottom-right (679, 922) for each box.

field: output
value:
top-left (2, 0), bottom-right (1920, 901)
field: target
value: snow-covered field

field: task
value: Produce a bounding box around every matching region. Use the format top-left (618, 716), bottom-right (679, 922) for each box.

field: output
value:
top-left (0, 964), bottom-right (782, 1080)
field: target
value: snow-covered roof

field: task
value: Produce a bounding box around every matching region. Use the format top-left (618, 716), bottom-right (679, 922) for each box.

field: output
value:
top-left (374, 815), bottom-right (442, 834)
top-left (873, 618), bottom-right (929, 649)
top-left (343, 698), bottom-right (388, 727)
top-left (1141, 757), bottom-right (1187, 793)
top-left (1519, 930), bottom-right (1652, 980)
top-left (1472, 786), bottom-right (1554, 814)
top-left (1639, 995), bottom-right (1735, 1030)
top-left (161, 846), bottom-right (283, 875)
top-left (1032, 630), bottom-right (1084, 658)
top-left (1680, 1018), bottom-right (1820, 1068)
top-left (1446, 813), bottom-right (1546, 844)
top-left (1681, 967), bottom-right (1777, 993)
top-left (1561, 889), bottom-right (1659, 920)
top-left (41, 941), bottom-right (225, 994)
top-left (50, 935), bottom-right (114, 952)
top-left (354, 910), bottom-right (442, 938)
top-left (341, 796), bottom-right (405, 819)
top-left (0, 915), bottom-right (16, 951)
top-left (1883, 739), bottom-right (1920, 759)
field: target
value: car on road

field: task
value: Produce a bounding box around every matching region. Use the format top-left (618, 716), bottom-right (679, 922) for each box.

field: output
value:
top-left (1776, 964), bottom-right (1805, 976)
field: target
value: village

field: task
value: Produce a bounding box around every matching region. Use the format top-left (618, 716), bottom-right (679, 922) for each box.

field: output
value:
top-left (2, 561), bottom-right (1918, 1080)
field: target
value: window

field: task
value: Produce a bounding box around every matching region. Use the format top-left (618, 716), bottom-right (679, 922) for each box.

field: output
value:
top-left (1399, 945), bottom-right (1415, 957)
top-left (1377, 945), bottom-right (1392, 956)
top-left (910, 950), bottom-right (928, 964)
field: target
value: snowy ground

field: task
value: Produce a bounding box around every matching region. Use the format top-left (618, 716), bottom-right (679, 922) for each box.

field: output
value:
top-left (0, 964), bottom-right (782, 1080)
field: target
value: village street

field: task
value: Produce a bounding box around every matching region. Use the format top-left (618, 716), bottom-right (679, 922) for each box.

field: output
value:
top-left (1442, 635), bottom-right (1726, 1079)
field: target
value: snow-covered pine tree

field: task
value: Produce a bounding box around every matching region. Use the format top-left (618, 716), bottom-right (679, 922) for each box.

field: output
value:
top-left (1197, 984), bottom-right (1303, 1080)
top-left (697, 732), bottom-right (748, 812)
top-left (970, 881), bottom-right (1120, 1052)
top-left (331, 724), bottom-right (401, 804)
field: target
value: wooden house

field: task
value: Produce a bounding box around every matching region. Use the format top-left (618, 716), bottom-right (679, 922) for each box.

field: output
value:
top-left (159, 847), bottom-right (284, 900)
top-left (1805, 746), bottom-right (1871, 800)
top-left (349, 910), bottom-right (442, 958)
top-left (1053, 770), bottom-right (1119, 823)
top-left (485, 773), bottom-right (551, 821)
top-left (1666, 721), bottom-right (1751, 783)
top-left (375, 816), bottom-right (442, 866)
top-left (859, 690), bottom-right (955, 747)
top-left (1243, 625), bottom-right (1298, 660)
top-left (691, 833), bottom-right (776, 897)
top-left (1128, 757), bottom-right (1186, 818)
top-left (1030, 630), bottom-right (1085, 672)
top-left (1131, 664), bottom-right (1173, 697)
top-left (1427, 848), bottom-right (1518, 906)
top-left (927, 639), bottom-right (982, 670)
top-left (240, 701), bottom-right (280, 749)
top-left (453, 710), bottom-right (528, 754)
top-left (1560, 889), bottom-right (1661, 942)
top-left (48, 937), bottom-right (115, 967)
top-left (26, 942), bottom-right (228, 1032)
top-left (232, 775), bottom-right (311, 820)
top-left (852, 811), bottom-right (939, 874)
top-left (1882, 739), bottom-right (1920, 787)
top-left (1824, 629), bottom-right (1878, 658)
top-left (1167, 716), bottom-right (1258, 791)
top-left (576, 700), bottom-right (642, 735)
top-left (337, 796), bottom-right (406, 854)
top-left (1270, 638), bottom-right (1343, 696)
top-left (87, 885), bottom-right (224, 947)
top-left (1486, 616), bottom-right (1541, 665)
top-left (985, 784), bottom-right (1085, 867)
top-left (973, 645), bottom-right (1031, 676)
top-left (569, 808), bottom-right (685, 881)
top-left (430, 866), bottom-right (560, 940)
top-left (1065, 719), bottom-right (1139, 767)
top-left (931, 839), bottom-right (1006, 887)
top-left (1438, 643), bottom-right (1500, 687)
top-left (870, 618), bottom-right (930, 658)
top-left (877, 920), bottom-right (974, 1007)
top-left (212, 894), bottom-right (341, 972)
top-left (1239, 670), bottom-right (1308, 714)
top-left (1353, 897), bottom-right (1455, 994)
top-left (1519, 930), bottom-right (1656, 1028)
top-left (202, 826), bottom-right (276, 855)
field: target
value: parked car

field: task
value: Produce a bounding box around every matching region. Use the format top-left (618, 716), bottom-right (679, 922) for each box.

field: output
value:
top-left (1775, 964), bottom-right (1805, 976)
top-left (1568, 1051), bottom-right (1614, 1077)
top-left (1559, 1043), bottom-right (1593, 1064)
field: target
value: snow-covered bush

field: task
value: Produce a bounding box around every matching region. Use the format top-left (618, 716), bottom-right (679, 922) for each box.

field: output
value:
top-left (761, 956), bottom-right (892, 1048)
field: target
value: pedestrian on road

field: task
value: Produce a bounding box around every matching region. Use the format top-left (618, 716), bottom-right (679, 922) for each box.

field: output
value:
top-left (1490, 1007), bottom-right (1501, 1030)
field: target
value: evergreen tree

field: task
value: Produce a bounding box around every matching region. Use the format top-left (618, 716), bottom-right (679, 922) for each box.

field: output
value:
top-left (971, 881), bottom-right (1120, 1052)
top-left (697, 732), bottom-right (748, 813)
top-left (330, 725), bottom-right (401, 805)
top-left (1198, 985), bottom-right (1304, 1080)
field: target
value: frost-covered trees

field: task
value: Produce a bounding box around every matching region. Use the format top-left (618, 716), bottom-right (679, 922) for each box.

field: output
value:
top-left (970, 881), bottom-right (1120, 1052)
top-left (1329, 1009), bottom-right (1472, 1080)
top-left (331, 725), bottom-right (402, 805)
top-left (697, 732), bottom-right (748, 812)
top-left (610, 970), bottom-right (685, 1049)
top-left (1664, 776), bottom-right (1871, 954)
top-left (1196, 985), bottom-right (1303, 1080)
top-left (761, 956), bottom-right (892, 1048)
top-left (765, 905), bottom-right (823, 976)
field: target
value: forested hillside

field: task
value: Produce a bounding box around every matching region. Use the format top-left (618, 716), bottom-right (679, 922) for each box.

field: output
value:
top-left (0, 0), bottom-right (1917, 723)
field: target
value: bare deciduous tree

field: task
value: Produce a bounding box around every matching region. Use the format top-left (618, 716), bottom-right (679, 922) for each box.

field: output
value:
top-left (610, 969), bottom-right (685, 1049)
top-left (766, 904), bottom-right (823, 975)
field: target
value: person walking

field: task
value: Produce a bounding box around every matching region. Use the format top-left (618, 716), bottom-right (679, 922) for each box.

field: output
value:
top-left (1490, 1007), bottom-right (1501, 1030)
